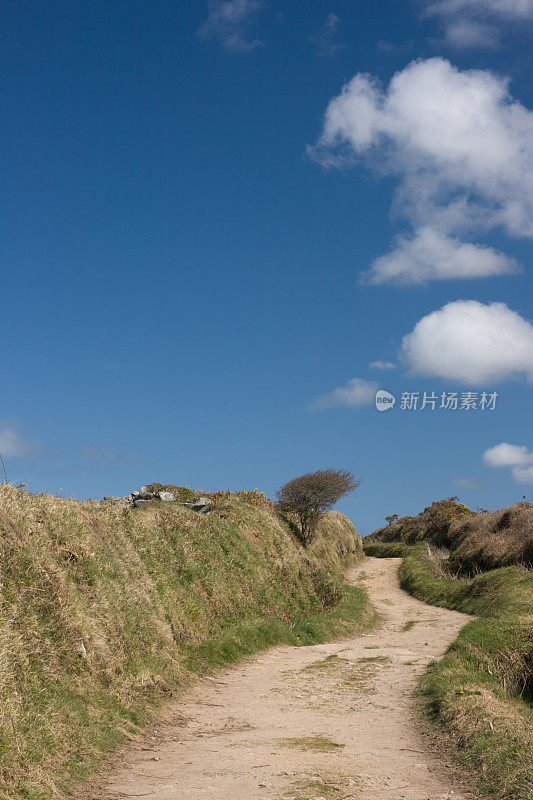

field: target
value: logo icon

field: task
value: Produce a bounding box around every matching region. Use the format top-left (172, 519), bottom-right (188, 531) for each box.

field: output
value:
top-left (375, 389), bottom-right (396, 412)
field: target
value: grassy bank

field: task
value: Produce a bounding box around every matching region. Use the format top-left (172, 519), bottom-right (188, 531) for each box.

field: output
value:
top-left (400, 544), bottom-right (533, 800)
top-left (367, 497), bottom-right (533, 571)
top-left (0, 486), bottom-right (373, 800)
top-left (362, 540), bottom-right (411, 558)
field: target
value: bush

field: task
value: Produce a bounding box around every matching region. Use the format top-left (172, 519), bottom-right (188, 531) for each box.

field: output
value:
top-left (276, 469), bottom-right (359, 545)
top-left (368, 497), bottom-right (476, 548)
top-left (447, 502), bottom-right (533, 574)
top-left (363, 540), bottom-right (411, 558)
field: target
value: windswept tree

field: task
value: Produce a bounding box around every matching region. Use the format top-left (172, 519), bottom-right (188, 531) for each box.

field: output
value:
top-left (276, 469), bottom-right (359, 545)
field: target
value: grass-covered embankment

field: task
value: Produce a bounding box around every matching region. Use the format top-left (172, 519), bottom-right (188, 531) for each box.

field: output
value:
top-left (362, 540), bottom-right (411, 558)
top-left (400, 544), bottom-right (533, 800)
top-left (368, 497), bottom-right (532, 571)
top-left (0, 485), bottom-right (373, 800)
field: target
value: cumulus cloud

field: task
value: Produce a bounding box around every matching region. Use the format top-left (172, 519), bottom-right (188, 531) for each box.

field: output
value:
top-left (308, 14), bottom-right (345, 57)
top-left (369, 360), bottom-right (397, 369)
top-left (312, 378), bottom-right (378, 410)
top-left (483, 442), bottom-right (533, 467)
top-left (400, 300), bottom-right (533, 384)
top-left (310, 58), bottom-right (533, 284)
top-left (197, 0), bottom-right (263, 52)
top-left (483, 442), bottom-right (533, 483)
top-left (513, 465), bottom-right (533, 483)
top-left (363, 227), bottom-right (518, 284)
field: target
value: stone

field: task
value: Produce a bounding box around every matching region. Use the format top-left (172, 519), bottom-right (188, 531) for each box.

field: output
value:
top-left (179, 498), bottom-right (211, 513)
top-left (192, 497), bottom-right (211, 514)
top-left (158, 491), bottom-right (175, 502)
top-left (138, 486), bottom-right (154, 499)
top-left (134, 499), bottom-right (149, 508)
top-left (131, 491), bottom-right (140, 498)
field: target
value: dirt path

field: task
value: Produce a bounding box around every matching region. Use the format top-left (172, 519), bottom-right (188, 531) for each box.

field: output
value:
top-left (93, 558), bottom-right (476, 800)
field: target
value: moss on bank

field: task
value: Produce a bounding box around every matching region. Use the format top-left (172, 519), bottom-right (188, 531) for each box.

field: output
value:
top-left (0, 486), bottom-right (371, 800)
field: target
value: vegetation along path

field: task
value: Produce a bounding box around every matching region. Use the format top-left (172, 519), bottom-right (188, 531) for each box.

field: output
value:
top-left (91, 558), bottom-right (476, 800)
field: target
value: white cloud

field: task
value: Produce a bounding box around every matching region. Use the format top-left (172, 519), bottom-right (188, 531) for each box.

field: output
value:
top-left (442, 19), bottom-right (500, 47)
top-left (427, 0), bottom-right (533, 20)
top-left (0, 425), bottom-right (34, 460)
top-left (369, 360), bottom-right (397, 369)
top-left (454, 477), bottom-right (481, 488)
top-left (197, 0), bottom-right (263, 52)
top-left (363, 227), bottom-right (518, 284)
top-left (401, 300), bottom-right (533, 384)
top-left (312, 378), bottom-right (378, 410)
top-left (482, 442), bottom-right (533, 484)
top-left (80, 446), bottom-right (142, 467)
top-left (513, 465), bottom-right (533, 483)
top-left (308, 14), bottom-right (345, 57)
top-left (483, 442), bottom-right (533, 467)
top-left (310, 58), bottom-right (533, 283)
top-left (425, 1), bottom-right (533, 48)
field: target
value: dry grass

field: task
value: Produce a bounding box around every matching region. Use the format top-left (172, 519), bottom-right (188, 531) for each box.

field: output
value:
top-left (368, 498), bottom-right (475, 548)
top-left (0, 484), bottom-right (367, 800)
top-left (368, 499), bottom-right (533, 572)
top-left (448, 502), bottom-right (533, 573)
top-left (279, 773), bottom-right (361, 800)
top-left (278, 734), bottom-right (345, 753)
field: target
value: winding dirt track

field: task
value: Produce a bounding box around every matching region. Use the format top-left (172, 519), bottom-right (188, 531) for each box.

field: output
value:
top-left (93, 558), bottom-right (476, 800)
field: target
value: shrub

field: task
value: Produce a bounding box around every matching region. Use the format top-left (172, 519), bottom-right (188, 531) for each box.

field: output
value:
top-left (368, 497), bottom-right (476, 547)
top-left (447, 502), bottom-right (533, 574)
top-left (276, 469), bottom-right (359, 545)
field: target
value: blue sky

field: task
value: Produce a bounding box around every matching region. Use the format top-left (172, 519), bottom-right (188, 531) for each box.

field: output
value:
top-left (2, 0), bottom-right (533, 534)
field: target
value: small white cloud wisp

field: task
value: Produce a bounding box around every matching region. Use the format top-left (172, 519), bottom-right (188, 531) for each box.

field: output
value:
top-left (483, 442), bottom-right (533, 484)
top-left (312, 378), bottom-right (378, 410)
top-left (197, 0), bottom-right (263, 52)
top-left (308, 14), bottom-right (345, 57)
top-left (369, 360), bottom-right (397, 370)
top-left (424, 0), bottom-right (533, 48)
top-left (0, 425), bottom-right (35, 459)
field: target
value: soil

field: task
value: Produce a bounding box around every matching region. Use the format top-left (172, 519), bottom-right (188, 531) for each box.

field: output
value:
top-left (86, 557), bottom-right (476, 800)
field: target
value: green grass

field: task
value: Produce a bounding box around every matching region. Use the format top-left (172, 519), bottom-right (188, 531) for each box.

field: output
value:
top-left (184, 583), bottom-right (375, 674)
top-left (0, 485), bottom-right (372, 800)
top-left (279, 734), bottom-right (345, 753)
top-left (399, 544), bottom-right (533, 800)
top-left (278, 774), bottom-right (361, 800)
top-left (363, 540), bottom-right (411, 558)
top-left (399, 544), bottom-right (533, 617)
